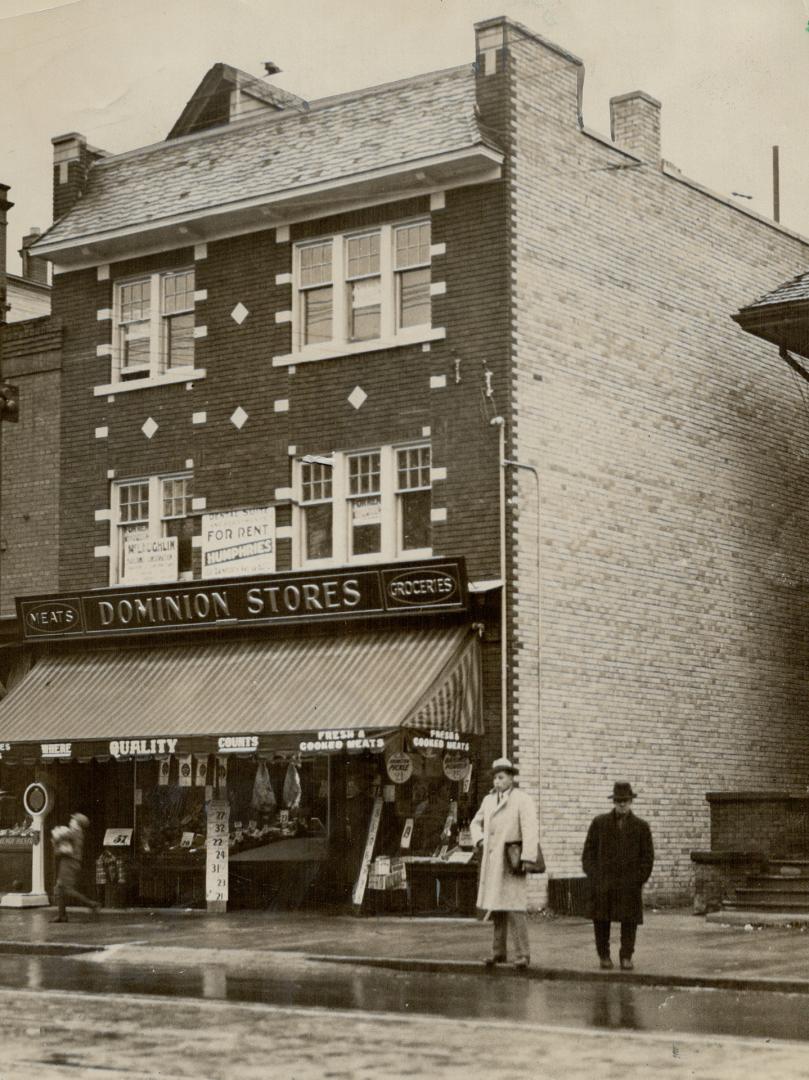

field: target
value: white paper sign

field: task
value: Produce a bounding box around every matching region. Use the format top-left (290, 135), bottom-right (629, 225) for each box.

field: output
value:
top-left (122, 536), bottom-right (178, 585)
top-left (201, 507), bottom-right (276, 579)
top-left (206, 799), bottom-right (230, 904)
top-left (103, 827), bottom-right (133, 847)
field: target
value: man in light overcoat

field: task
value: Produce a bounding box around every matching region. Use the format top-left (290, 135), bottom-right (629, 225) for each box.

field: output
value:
top-left (470, 757), bottom-right (539, 969)
top-left (582, 781), bottom-right (654, 970)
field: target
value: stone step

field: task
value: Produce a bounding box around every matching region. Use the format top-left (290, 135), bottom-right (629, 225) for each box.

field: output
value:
top-left (724, 896), bottom-right (809, 912)
top-left (744, 877), bottom-right (809, 891)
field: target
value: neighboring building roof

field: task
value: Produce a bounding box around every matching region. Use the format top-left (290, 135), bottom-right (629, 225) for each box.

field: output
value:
top-left (36, 64), bottom-right (497, 258)
top-left (740, 270), bottom-right (809, 312)
top-left (6, 276), bottom-right (50, 322)
top-left (733, 269), bottom-right (809, 360)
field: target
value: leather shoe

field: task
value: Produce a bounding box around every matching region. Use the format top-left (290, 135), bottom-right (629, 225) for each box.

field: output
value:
top-left (620, 957), bottom-right (634, 971)
top-left (513, 957), bottom-right (530, 970)
top-left (484, 954), bottom-right (507, 967)
top-left (599, 956), bottom-right (614, 970)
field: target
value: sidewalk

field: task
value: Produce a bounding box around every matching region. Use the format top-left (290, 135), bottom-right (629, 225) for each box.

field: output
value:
top-left (2, 905), bottom-right (809, 992)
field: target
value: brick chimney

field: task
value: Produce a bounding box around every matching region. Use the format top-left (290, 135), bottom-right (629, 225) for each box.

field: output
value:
top-left (19, 228), bottom-right (47, 285)
top-left (51, 133), bottom-right (107, 222)
top-left (609, 91), bottom-right (661, 166)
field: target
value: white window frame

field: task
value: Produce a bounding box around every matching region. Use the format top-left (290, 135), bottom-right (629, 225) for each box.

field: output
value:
top-left (110, 269), bottom-right (200, 388)
top-left (292, 444), bottom-right (432, 568)
top-left (111, 473), bottom-right (194, 585)
top-left (287, 220), bottom-right (440, 364)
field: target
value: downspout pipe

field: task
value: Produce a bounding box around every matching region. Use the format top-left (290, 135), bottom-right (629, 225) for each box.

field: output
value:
top-left (490, 416), bottom-right (508, 760)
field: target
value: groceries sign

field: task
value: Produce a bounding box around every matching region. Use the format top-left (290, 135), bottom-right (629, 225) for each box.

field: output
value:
top-left (18, 559), bottom-right (467, 641)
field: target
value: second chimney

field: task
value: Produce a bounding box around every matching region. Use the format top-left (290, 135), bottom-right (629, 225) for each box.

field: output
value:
top-left (19, 228), bottom-right (47, 285)
top-left (609, 91), bottom-right (661, 166)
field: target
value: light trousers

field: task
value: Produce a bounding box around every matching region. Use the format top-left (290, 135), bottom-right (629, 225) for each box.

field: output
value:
top-left (492, 910), bottom-right (529, 960)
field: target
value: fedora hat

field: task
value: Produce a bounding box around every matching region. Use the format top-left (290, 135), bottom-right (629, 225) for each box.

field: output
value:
top-left (491, 757), bottom-right (518, 774)
top-left (610, 782), bottom-right (636, 801)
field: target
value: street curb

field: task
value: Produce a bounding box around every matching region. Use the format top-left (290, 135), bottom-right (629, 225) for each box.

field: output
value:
top-left (0, 940), bottom-right (101, 957)
top-left (310, 953), bottom-right (809, 995)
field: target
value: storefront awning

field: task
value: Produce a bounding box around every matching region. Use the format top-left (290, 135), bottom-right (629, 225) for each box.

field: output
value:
top-left (0, 626), bottom-right (482, 757)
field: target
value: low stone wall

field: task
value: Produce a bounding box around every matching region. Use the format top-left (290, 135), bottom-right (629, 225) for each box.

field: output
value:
top-left (690, 850), bottom-right (766, 914)
top-left (708, 792), bottom-right (809, 856)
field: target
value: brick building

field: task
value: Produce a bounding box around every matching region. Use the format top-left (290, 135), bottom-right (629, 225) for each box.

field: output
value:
top-left (1, 17), bottom-right (809, 910)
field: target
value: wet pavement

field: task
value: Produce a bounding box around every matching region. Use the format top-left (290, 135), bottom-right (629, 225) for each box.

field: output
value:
top-left (3, 950), bottom-right (809, 1042)
top-left (4, 905), bottom-right (809, 992)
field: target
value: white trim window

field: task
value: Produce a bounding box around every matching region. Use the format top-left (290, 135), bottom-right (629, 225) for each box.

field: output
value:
top-left (294, 444), bottom-right (432, 567)
top-left (112, 474), bottom-right (198, 583)
top-left (113, 270), bottom-right (195, 382)
top-left (293, 221), bottom-right (431, 354)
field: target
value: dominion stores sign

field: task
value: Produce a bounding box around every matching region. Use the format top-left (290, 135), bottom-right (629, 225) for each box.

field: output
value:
top-left (17, 559), bottom-right (468, 641)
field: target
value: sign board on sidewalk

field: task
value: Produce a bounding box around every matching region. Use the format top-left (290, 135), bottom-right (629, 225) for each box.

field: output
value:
top-left (352, 796), bottom-right (384, 910)
top-left (206, 799), bottom-right (230, 907)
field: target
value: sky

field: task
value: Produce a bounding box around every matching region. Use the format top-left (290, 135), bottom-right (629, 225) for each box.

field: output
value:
top-left (1, 0), bottom-right (808, 274)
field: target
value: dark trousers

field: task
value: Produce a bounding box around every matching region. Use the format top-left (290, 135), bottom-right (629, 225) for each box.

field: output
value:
top-left (55, 857), bottom-right (97, 918)
top-left (593, 919), bottom-right (637, 960)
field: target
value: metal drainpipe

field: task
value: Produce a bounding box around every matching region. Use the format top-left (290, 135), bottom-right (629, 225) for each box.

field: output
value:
top-left (490, 416), bottom-right (508, 759)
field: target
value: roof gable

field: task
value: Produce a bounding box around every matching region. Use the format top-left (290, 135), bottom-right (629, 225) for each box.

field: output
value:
top-left (168, 62), bottom-right (308, 139)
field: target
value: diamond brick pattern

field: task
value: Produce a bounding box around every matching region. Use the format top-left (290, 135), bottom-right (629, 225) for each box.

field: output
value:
top-left (231, 302), bottom-right (249, 325)
top-left (141, 417), bottom-right (158, 440)
top-left (348, 386), bottom-right (367, 410)
top-left (230, 406), bottom-right (248, 430)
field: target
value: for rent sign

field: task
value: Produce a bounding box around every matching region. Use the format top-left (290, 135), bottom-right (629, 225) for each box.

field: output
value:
top-left (201, 507), bottom-right (275, 580)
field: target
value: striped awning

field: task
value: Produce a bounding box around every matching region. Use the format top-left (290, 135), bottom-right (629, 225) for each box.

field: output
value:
top-left (0, 626), bottom-right (482, 749)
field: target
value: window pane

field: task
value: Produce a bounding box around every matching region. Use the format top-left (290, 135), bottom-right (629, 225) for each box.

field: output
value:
top-left (300, 242), bottom-right (332, 287)
top-left (349, 278), bottom-right (381, 341)
top-left (349, 453), bottom-right (381, 496)
top-left (163, 312), bottom-right (195, 369)
top-left (347, 232), bottom-right (380, 278)
top-left (303, 286), bottom-right (333, 344)
top-left (162, 476), bottom-right (190, 518)
top-left (305, 503), bottom-right (333, 560)
top-left (119, 280), bottom-right (150, 322)
top-left (122, 323), bottom-right (151, 372)
top-left (302, 462), bottom-right (333, 502)
top-left (395, 222), bottom-right (430, 269)
top-left (397, 446), bottom-right (431, 490)
top-left (398, 267), bottom-right (431, 329)
top-left (351, 496), bottom-right (382, 556)
top-left (119, 482), bottom-right (149, 523)
top-left (400, 488), bottom-right (431, 550)
top-left (164, 515), bottom-right (196, 576)
top-left (162, 271), bottom-right (194, 314)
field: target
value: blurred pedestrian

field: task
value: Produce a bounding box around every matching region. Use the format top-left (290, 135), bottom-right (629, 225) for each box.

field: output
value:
top-left (51, 812), bottom-right (100, 923)
top-left (470, 757), bottom-right (541, 970)
top-left (582, 782), bottom-right (654, 971)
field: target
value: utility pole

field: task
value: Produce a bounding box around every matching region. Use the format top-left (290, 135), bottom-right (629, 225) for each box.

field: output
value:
top-left (773, 146), bottom-right (780, 224)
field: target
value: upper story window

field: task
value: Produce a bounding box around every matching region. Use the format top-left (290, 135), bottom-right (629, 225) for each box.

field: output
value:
top-left (113, 473), bottom-right (199, 584)
top-left (294, 444), bottom-right (432, 567)
top-left (114, 270), bottom-right (195, 383)
top-left (294, 221), bottom-right (431, 353)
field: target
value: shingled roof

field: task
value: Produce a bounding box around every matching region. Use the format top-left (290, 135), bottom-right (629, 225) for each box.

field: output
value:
top-left (37, 64), bottom-right (498, 257)
top-left (740, 270), bottom-right (809, 311)
top-left (733, 268), bottom-right (809, 360)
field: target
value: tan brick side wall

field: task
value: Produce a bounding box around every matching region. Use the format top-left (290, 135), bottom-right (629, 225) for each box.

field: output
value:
top-left (506, 35), bottom-right (809, 904)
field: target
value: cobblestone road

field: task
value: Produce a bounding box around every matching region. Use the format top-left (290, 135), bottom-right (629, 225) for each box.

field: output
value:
top-left (2, 986), bottom-right (809, 1080)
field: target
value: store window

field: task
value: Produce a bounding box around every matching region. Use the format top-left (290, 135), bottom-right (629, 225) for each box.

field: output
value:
top-left (294, 444), bottom-right (432, 567)
top-left (113, 269), bottom-right (195, 383)
top-left (112, 473), bottom-right (199, 584)
top-left (293, 221), bottom-right (431, 353)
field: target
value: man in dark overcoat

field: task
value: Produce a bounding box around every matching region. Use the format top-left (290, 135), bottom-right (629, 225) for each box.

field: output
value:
top-left (582, 782), bottom-right (653, 971)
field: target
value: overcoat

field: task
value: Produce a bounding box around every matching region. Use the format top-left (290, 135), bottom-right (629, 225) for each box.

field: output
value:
top-left (581, 810), bottom-right (654, 924)
top-left (470, 786), bottom-right (539, 913)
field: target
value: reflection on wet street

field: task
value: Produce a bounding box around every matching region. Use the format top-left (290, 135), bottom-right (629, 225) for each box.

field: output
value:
top-left (2, 951), bottom-right (809, 1043)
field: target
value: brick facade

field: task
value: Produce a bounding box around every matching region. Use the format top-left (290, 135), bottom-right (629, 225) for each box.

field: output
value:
top-left (19, 17), bottom-right (809, 908)
top-left (0, 316), bottom-right (62, 616)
